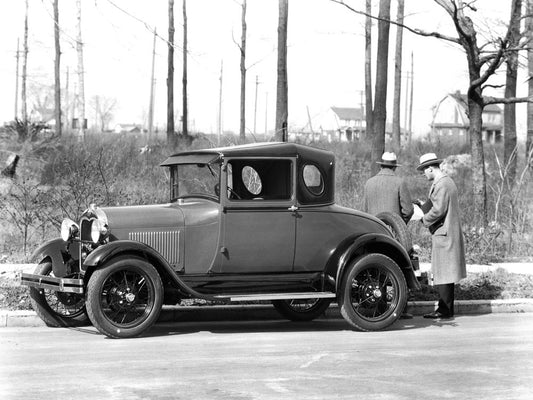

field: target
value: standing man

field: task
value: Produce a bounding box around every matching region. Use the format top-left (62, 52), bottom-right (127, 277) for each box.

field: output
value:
top-left (417, 153), bottom-right (466, 319)
top-left (363, 151), bottom-right (414, 319)
top-left (363, 152), bottom-right (414, 223)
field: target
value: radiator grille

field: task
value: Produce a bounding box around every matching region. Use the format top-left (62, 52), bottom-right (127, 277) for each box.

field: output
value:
top-left (128, 231), bottom-right (180, 264)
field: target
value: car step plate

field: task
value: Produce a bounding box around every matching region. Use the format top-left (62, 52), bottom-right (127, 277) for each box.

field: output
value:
top-left (214, 292), bottom-right (336, 302)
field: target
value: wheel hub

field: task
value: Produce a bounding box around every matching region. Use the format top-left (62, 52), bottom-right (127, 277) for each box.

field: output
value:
top-left (125, 292), bottom-right (136, 303)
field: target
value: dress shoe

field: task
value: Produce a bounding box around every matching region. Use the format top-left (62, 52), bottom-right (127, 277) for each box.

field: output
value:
top-left (400, 312), bottom-right (413, 319)
top-left (423, 311), bottom-right (452, 319)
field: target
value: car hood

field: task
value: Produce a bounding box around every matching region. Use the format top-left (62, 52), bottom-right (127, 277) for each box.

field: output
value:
top-left (101, 204), bottom-right (185, 234)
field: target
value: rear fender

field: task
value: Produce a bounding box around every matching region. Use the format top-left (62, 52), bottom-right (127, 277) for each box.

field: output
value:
top-left (332, 233), bottom-right (420, 291)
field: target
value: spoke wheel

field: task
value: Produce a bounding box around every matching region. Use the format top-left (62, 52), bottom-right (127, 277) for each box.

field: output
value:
top-left (86, 257), bottom-right (163, 338)
top-left (339, 254), bottom-right (406, 331)
top-left (272, 298), bottom-right (331, 321)
top-left (29, 260), bottom-right (88, 327)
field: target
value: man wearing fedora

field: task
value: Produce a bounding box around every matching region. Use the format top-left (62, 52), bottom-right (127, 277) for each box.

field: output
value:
top-left (363, 152), bottom-right (414, 319)
top-left (363, 152), bottom-right (414, 224)
top-left (417, 153), bottom-right (466, 319)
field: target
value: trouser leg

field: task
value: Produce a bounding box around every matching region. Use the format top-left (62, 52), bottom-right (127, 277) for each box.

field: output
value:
top-left (436, 283), bottom-right (455, 316)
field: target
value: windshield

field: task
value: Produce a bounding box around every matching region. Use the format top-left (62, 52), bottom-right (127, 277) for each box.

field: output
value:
top-left (170, 163), bottom-right (221, 202)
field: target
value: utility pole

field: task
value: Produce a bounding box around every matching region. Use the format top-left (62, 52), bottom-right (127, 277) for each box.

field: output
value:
top-left (264, 91), bottom-right (268, 135)
top-left (14, 38), bottom-right (20, 120)
top-left (253, 75), bottom-right (260, 136)
top-left (148, 28), bottom-right (156, 140)
top-left (218, 60), bottom-right (223, 145)
top-left (182, 0), bottom-right (189, 138)
top-left (76, 0), bottom-right (85, 141)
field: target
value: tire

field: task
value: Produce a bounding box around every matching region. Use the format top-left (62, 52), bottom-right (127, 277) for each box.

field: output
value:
top-left (339, 254), bottom-right (407, 331)
top-left (29, 260), bottom-right (88, 327)
top-left (272, 298), bottom-right (332, 321)
top-left (86, 257), bottom-right (163, 339)
top-left (376, 211), bottom-right (412, 251)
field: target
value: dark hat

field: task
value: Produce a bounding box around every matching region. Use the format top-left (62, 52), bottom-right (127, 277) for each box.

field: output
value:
top-left (377, 152), bottom-right (400, 167)
top-left (416, 153), bottom-right (443, 171)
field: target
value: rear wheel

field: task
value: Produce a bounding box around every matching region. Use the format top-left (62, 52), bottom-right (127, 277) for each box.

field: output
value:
top-left (86, 257), bottom-right (163, 338)
top-left (272, 298), bottom-right (332, 321)
top-left (376, 211), bottom-right (412, 251)
top-left (339, 254), bottom-right (407, 331)
top-left (29, 260), bottom-right (88, 327)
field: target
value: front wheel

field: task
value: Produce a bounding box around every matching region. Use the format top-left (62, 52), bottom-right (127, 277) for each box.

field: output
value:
top-left (29, 260), bottom-right (88, 327)
top-left (339, 254), bottom-right (407, 331)
top-left (86, 257), bottom-right (163, 338)
top-left (272, 298), bottom-right (332, 321)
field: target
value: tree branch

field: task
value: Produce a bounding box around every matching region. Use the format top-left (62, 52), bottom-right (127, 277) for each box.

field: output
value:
top-left (483, 95), bottom-right (533, 105)
top-left (330, 0), bottom-right (460, 44)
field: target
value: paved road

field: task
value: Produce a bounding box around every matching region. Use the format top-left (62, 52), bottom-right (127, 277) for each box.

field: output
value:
top-left (1, 314), bottom-right (533, 400)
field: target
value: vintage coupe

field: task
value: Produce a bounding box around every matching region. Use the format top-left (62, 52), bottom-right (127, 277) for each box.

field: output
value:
top-left (22, 142), bottom-right (420, 338)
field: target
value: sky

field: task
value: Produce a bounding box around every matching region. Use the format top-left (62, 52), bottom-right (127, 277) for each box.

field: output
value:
top-left (0, 0), bottom-right (528, 139)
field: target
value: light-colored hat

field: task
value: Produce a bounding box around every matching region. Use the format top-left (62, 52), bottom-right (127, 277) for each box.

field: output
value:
top-left (416, 153), bottom-right (443, 171)
top-left (377, 152), bottom-right (400, 167)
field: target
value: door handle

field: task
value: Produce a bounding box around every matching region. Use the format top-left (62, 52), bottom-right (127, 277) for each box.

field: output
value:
top-left (288, 205), bottom-right (298, 212)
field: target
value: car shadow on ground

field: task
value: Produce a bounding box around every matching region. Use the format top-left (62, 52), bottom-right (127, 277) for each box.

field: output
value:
top-left (139, 316), bottom-right (447, 338)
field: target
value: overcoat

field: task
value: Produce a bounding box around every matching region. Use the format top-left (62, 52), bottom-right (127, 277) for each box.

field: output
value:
top-left (422, 174), bottom-right (466, 285)
top-left (363, 169), bottom-right (413, 223)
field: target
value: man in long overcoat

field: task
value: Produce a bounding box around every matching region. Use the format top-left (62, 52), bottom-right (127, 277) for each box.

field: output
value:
top-left (417, 153), bottom-right (466, 319)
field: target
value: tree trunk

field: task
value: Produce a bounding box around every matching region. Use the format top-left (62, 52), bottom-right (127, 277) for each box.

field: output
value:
top-left (371, 0), bottom-right (391, 175)
top-left (275, 0), bottom-right (289, 142)
top-left (467, 92), bottom-right (488, 227)
top-left (527, 0), bottom-right (533, 165)
top-left (167, 0), bottom-right (175, 144)
top-left (503, 0), bottom-right (522, 183)
top-left (53, 0), bottom-right (61, 137)
top-left (239, 0), bottom-right (247, 142)
top-left (21, 0), bottom-right (28, 125)
top-left (76, 0), bottom-right (85, 142)
top-left (391, 0), bottom-right (404, 154)
top-left (182, 0), bottom-right (189, 138)
top-left (364, 0), bottom-right (373, 142)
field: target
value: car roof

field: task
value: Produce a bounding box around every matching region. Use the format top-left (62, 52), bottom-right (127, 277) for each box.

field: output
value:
top-left (160, 142), bottom-right (334, 166)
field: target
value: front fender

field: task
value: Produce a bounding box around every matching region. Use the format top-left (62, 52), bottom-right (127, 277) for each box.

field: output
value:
top-left (30, 238), bottom-right (77, 277)
top-left (331, 233), bottom-right (420, 291)
top-left (82, 240), bottom-right (225, 302)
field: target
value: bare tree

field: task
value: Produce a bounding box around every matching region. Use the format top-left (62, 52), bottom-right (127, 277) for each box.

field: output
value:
top-left (526, 0), bottom-right (533, 164)
top-left (239, 0), bottom-right (247, 141)
top-left (53, 0), bottom-right (62, 137)
top-left (21, 0), bottom-right (29, 125)
top-left (167, 0), bottom-right (175, 144)
top-left (391, 0), bottom-right (404, 154)
top-left (275, 0), bottom-right (289, 142)
top-left (333, 0), bottom-right (532, 226)
top-left (76, 0), bottom-right (85, 141)
top-left (371, 0), bottom-right (391, 175)
top-left (89, 95), bottom-right (117, 132)
top-left (503, 0), bottom-right (522, 184)
top-left (364, 0), bottom-right (373, 142)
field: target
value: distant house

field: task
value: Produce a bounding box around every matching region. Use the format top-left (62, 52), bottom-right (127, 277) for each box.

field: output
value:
top-left (330, 106), bottom-right (365, 141)
top-left (430, 91), bottom-right (503, 144)
top-left (113, 124), bottom-right (143, 134)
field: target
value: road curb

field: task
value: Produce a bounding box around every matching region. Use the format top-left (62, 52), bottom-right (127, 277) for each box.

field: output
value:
top-left (2, 299), bottom-right (533, 328)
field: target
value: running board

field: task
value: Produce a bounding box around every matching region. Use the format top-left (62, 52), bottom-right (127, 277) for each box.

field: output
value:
top-left (213, 292), bottom-right (336, 302)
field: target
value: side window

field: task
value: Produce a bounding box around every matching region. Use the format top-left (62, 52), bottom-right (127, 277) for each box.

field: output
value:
top-left (303, 164), bottom-right (324, 196)
top-left (227, 159), bottom-right (292, 201)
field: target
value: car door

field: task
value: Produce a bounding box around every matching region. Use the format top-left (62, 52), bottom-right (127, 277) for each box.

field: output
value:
top-left (216, 158), bottom-right (296, 273)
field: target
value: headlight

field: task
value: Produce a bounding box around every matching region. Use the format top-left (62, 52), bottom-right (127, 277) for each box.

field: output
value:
top-left (90, 219), bottom-right (108, 244)
top-left (61, 218), bottom-right (79, 242)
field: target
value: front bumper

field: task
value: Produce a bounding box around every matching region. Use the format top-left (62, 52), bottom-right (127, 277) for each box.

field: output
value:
top-left (21, 273), bottom-right (84, 294)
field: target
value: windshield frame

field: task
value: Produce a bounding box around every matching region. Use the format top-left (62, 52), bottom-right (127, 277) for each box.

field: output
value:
top-left (168, 161), bottom-right (221, 203)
